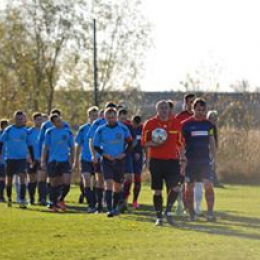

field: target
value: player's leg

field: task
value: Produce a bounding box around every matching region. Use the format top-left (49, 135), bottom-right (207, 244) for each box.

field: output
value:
top-left (19, 172), bottom-right (28, 208)
top-left (27, 163), bottom-right (38, 205)
top-left (184, 162), bottom-right (197, 221)
top-left (122, 154), bottom-right (133, 206)
top-left (48, 161), bottom-right (61, 212)
top-left (37, 164), bottom-right (47, 205)
top-left (132, 154), bottom-right (143, 209)
top-left (150, 159), bottom-right (164, 226)
top-left (194, 181), bottom-right (203, 216)
top-left (0, 164), bottom-right (6, 202)
top-left (81, 161), bottom-right (95, 213)
top-left (78, 177), bottom-right (85, 204)
top-left (102, 158), bottom-right (114, 217)
top-left (164, 160), bottom-right (181, 226)
top-left (57, 162), bottom-right (72, 212)
top-left (6, 160), bottom-right (14, 207)
top-left (94, 161), bottom-right (104, 213)
top-left (203, 178), bottom-right (215, 221)
top-left (14, 159), bottom-right (27, 208)
top-left (113, 159), bottom-right (125, 214)
top-left (14, 174), bottom-right (21, 203)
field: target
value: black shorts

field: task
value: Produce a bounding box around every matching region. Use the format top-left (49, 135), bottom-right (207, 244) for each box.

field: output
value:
top-left (6, 159), bottom-right (27, 177)
top-left (27, 161), bottom-right (40, 174)
top-left (101, 158), bottom-right (125, 183)
top-left (81, 160), bottom-right (95, 175)
top-left (133, 154), bottom-right (143, 175)
top-left (47, 161), bottom-right (71, 177)
top-left (0, 164), bottom-right (6, 178)
top-left (185, 162), bottom-right (213, 183)
top-left (150, 159), bottom-right (180, 190)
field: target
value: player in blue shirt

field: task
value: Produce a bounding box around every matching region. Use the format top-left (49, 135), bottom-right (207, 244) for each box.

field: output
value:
top-left (38, 109), bottom-right (70, 206)
top-left (0, 111), bottom-right (33, 208)
top-left (0, 119), bottom-right (9, 202)
top-left (27, 112), bottom-right (43, 205)
top-left (74, 106), bottom-right (99, 213)
top-left (131, 115), bottom-right (144, 209)
top-left (93, 108), bottom-right (132, 217)
top-left (88, 102), bottom-right (118, 211)
top-left (117, 108), bottom-right (135, 213)
top-left (41, 114), bottom-right (74, 212)
top-left (181, 98), bottom-right (217, 222)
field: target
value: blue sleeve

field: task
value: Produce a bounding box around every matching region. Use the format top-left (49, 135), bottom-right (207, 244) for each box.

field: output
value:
top-left (39, 122), bottom-right (47, 142)
top-left (69, 132), bottom-right (74, 147)
top-left (44, 131), bottom-right (51, 147)
top-left (75, 129), bottom-right (83, 145)
top-left (124, 127), bottom-right (132, 140)
top-left (93, 127), bottom-right (102, 148)
top-left (0, 129), bottom-right (7, 143)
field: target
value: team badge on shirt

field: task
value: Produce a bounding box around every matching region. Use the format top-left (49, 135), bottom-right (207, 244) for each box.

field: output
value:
top-left (116, 132), bottom-right (122, 140)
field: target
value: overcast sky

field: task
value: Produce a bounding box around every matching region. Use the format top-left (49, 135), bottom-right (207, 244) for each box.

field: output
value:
top-left (1, 1), bottom-right (260, 92)
top-left (141, 0), bottom-right (260, 92)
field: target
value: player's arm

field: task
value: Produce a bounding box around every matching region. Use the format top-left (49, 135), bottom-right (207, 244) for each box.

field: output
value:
top-left (69, 132), bottom-right (75, 166)
top-left (88, 125), bottom-right (99, 164)
top-left (209, 135), bottom-right (217, 169)
top-left (41, 130), bottom-right (50, 169)
top-left (74, 130), bottom-right (82, 168)
top-left (0, 130), bottom-right (7, 162)
top-left (117, 129), bottom-right (133, 160)
top-left (93, 128), bottom-right (114, 161)
top-left (141, 120), bottom-right (160, 148)
top-left (41, 144), bottom-right (48, 169)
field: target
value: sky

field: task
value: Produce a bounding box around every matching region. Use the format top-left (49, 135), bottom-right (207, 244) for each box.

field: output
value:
top-left (1, 1), bottom-right (260, 92)
top-left (141, 0), bottom-right (260, 92)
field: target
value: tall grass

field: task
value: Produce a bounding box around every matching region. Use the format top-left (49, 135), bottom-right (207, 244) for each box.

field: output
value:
top-left (217, 127), bottom-right (260, 184)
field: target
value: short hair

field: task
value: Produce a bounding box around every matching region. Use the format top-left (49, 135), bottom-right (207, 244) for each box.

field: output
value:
top-left (0, 119), bottom-right (8, 130)
top-left (50, 109), bottom-right (61, 116)
top-left (193, 98), bottom-right (206, 109)
top-left (156, 100), bottom-right (169, 111)
top-left (87, 106), bottom-right (99, 115)
top-left (167, 100), bottom-right (174, 110)
top-left (117, 108), bottom-right (128, 116)
top-left (98, 110), bottom-right (104, 117)
top-left (50, 114), bottom-right (60, 123)
top-left (32, 112), bottom-right (42, 121)
top-left (132, 115), bottom-right (142, 125)
top-left (184, 93), bottom-right (196, 103)
top-left (13, 110), bottom-right (25, 117)
top-left (104, 107), bottom-right (117, 117)
top-left (105, 101), bottom-right (117, 109)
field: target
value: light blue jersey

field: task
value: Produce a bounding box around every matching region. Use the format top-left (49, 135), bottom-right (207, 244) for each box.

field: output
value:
top-left (44, 126), bottom-right (74, 162)
top-left (0, 125), bottom-right (29, 160)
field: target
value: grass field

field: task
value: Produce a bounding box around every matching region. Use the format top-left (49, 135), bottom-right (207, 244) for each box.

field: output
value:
top-left (0, 184), bottom-right (260, 260)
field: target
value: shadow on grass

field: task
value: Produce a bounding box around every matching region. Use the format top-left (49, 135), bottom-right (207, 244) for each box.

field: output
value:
top-left (125, 203), bottom-right (260, 240)
top-left (24, 204), bottom-right (88, 214)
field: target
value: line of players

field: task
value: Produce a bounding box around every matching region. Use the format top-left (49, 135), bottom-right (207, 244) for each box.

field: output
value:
top-left (0, 103), bottom-right (144, 216)
top-left (142, 95), bottom-right (218, 226)
top-left (0, 94), bottom-right (219, 224)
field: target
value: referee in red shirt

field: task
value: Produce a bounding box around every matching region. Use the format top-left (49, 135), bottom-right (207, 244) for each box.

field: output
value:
top-left (142, 100), bottom-right (182, 226)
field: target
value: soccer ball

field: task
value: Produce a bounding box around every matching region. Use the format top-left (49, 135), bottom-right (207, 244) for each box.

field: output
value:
top-left (152, 128), bottom-right (168, 144)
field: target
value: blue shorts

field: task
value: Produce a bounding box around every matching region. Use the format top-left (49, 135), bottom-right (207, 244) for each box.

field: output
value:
top-left (101, 158), bottom-right (125, 183)
top-left (125, 153), bottom-right (133, 174)
top-left (81, 160), bottom-right (95, 175)
top-left (0, 164), bottom-right (6, 178)
top-left (185, 162), bottom-right (213, 183)
top-left (133, 154), bottom-right (143, 175)
top-left (6, 159), bottom-right (27, 177)
top-left (47, 161), bottom-right (71, 177)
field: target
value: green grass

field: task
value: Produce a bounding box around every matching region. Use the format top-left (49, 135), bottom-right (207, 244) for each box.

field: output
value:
top-left (0, 184), bottom-right (260, 260)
